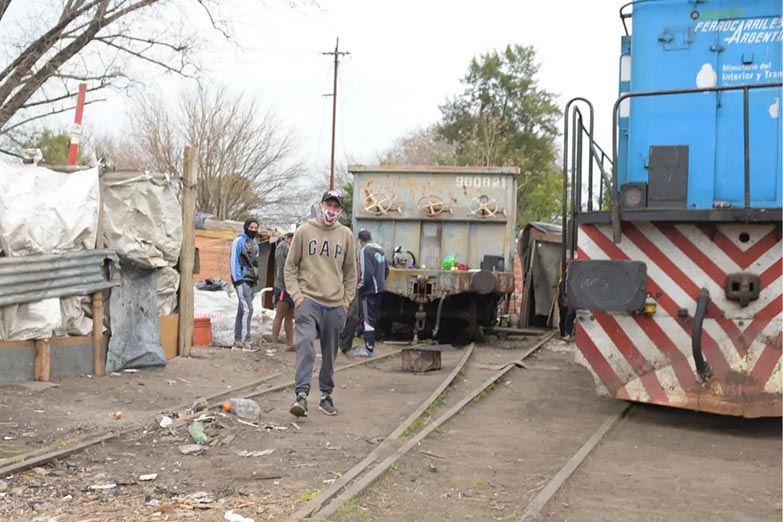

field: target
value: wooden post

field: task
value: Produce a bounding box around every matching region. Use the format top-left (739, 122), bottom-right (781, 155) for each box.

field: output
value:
top-left (178, 146), bottom-right (197, 357)
top-left (92, 168), bottom-right (106, 377)
top-left (91, 293), bottom-right (105, 376)
top-left (34, 339), bottom-right (51, 381)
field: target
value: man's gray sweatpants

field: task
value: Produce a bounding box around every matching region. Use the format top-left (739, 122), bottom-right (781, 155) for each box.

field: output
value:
top-left (294, 298), bottom-right (347, 397)
top-left (234, 282), bottom-right (254, 342)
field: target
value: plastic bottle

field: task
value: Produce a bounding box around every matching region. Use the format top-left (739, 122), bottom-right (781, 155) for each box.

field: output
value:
top-left (229, 398), bottom-right (261, 420)
top-left (188, 421), bottom-right (208, 445)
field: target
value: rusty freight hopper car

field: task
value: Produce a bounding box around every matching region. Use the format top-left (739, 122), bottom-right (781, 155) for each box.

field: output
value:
top-left (350, 165), bottom-right (518, 343)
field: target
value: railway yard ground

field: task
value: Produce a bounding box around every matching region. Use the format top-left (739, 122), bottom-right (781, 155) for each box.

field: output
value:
top-left (0, 334), bottom-right (780, 522)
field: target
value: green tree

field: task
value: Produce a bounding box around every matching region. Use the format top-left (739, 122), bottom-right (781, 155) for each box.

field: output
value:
top-left (21, 128), bottom-right (88, 165)
top-left (339, 181), bottom-right (354, 228)
top-left (437, 44), bottom-right (562, 227)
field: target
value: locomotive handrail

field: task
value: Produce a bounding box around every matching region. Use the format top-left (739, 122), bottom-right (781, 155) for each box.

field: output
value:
top-left (609, 81), bottom-right (783, 241)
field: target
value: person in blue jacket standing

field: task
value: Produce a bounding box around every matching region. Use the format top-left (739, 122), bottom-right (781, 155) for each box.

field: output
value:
top-left (354, 229), bottom-right (389, 357)
top-left (230, 218), bottom-right (260, 349)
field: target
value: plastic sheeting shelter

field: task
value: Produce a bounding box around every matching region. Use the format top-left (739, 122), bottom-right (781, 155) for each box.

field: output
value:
top-left (517, 222), bottom-right (563, 328)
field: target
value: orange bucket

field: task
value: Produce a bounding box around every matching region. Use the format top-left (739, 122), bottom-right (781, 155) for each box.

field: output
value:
top-left (193, 317), bottom-right (212, 346)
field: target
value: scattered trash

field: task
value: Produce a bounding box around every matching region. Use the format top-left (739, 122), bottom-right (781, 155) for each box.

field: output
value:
top-left (146, 499), bottom-right (161, 507)
top-left (139, 473), bottom-right (158, 481)
top-left (188, 421), bottom-right (208, 445)
top-left (224, 510), bottom-right (255, 522)
top-left (110, 372), bottom-right (121, 377)
top-left (236, 419), bottom-right (259, 428)
top-left (290, 422), bottom-right (301, 430)
top-left (227, 398), bottom-right (261, 420)
top-left (123, 369), bottom-right (139, 373)
top-left (235, 449), bottom-right (275, 458)
top-left (263, 423), bottom-right (287, 431)
top-left (61, 494), bottom-right (72, 501)
top-left (220, 434), bottom-right (236, 446)
top-left (189, 491), bottom-right (213, 504)
top-left (89, 483), bottom-right (118, 490)
top-left (111, 411), bottom-right (124, 420)
top-left (428, 463), bottom-right (438, 473)
top-left (0, 479), bottom-right (7, 492)
top-left (189, 397), bottom-right (209, 414)
top-left (32, 467), bottom-right (49, 476)
top-left (159, 416), bottom-right (173, 429)
top-left (166, 380), bottom-right (177, 385)
top-left (179, 444), bottom-right (207, 455)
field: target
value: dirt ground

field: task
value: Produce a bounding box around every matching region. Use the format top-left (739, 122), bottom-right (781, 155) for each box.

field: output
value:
top-left (328, 341), bottom-right (782, 522)
top-left (0, 342), bottom-right (465, 521)
top-left (0, 338), bottom-right (780, 522)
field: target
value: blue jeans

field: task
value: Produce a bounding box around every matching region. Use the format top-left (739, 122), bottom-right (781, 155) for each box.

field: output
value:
top-left (234, 282), bottom-right (254, 342)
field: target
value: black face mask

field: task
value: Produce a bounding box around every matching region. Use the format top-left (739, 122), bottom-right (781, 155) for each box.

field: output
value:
top-left (246, 230), bottom-right (257, 239)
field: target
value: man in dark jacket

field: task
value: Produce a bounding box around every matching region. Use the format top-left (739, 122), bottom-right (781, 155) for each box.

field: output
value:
top-left (354, 229), bottom-right (388, 357)
top-left (272, 230), bottom-right (295, 351)
top-left (230, 218), bottom-right (260, 349)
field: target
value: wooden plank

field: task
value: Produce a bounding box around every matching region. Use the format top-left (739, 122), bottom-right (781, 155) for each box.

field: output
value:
top-left (178, 146), bottom-right (197, 358)
top-left (34, 339), bottom-right (50, 381)
top-left (92, 292), bottom-right (105, 376)
top-left (529, 228), bottom-right (563, 245)
top-left (0, 336), bottom-right (94, 350)
top-left (195, 229), bottom-right (237, 240)
top-left (520, 244), bottom-right (536, 328)
top-left (516, 404), bottom-right (632, 522)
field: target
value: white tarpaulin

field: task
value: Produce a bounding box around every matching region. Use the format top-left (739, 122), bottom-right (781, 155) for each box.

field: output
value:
top-left (0, 163), bottom-right (99, 256)
top-left (0, 299), bottom-right (62, 341)
top-left (194, 288), bottom-right (274, 347)
top-left (103, 172), bottom-right (182, 269)
top-left (156, 267), bottom-right (180, 315)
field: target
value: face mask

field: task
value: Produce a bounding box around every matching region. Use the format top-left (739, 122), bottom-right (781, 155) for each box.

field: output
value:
top-left (321, 207), bottom-right (341, 226)
top-left (246, 230), bottom-right (257, 239)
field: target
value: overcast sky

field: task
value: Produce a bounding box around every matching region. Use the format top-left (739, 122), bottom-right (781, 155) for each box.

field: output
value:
top-left (91, 0), bottom-right (623, 171)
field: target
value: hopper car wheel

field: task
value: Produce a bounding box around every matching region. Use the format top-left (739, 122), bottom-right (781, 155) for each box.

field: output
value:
top-left (417, 195), bottom-right (446, 217)
top-left (470, 195), bottom-right (499, 218)
top-left (364, 194), bottom-right (393, 216)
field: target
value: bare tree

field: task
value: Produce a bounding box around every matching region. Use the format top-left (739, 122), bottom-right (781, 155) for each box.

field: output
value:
top-left (378, 125), bottom-right (456, 166)
top-left (0, 1), bottom-right (235, 142)
top-left (131, 86), bottom-right (307, 221)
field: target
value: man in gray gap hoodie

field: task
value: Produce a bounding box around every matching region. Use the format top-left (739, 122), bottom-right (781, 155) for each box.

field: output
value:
top-left (284, 190), bottom-right (356, 417)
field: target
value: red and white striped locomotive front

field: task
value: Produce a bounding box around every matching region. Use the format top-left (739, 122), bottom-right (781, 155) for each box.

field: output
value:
top-left (574, 222), bottom-right (781, 418)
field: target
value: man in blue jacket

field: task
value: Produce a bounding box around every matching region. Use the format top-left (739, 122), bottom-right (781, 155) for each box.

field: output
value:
top-left (354, 229), bottom-right (389, 357)
top-left (230, 218), bottom-right (260, 349)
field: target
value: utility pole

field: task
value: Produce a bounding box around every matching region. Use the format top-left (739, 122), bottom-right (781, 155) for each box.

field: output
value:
top-left (322, 37), bottom-right (349, 190)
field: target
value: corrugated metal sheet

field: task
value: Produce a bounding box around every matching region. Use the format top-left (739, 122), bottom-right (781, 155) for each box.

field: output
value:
top-left (0, 250), bottom-right (120, 306)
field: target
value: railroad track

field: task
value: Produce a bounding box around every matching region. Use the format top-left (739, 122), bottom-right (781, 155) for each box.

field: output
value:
top-left (283, 334), bottom-right (778, 522)
top-left (284, 331), bottom-right (559, 522)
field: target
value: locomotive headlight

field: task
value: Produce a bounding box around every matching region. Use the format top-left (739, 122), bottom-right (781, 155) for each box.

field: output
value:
top-left (619, 182), bottom-right (647, 209)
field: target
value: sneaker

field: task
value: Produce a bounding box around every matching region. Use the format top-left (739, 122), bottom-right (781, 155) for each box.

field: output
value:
top-left (353, 347), bottom-right (374, 358)
top-left (318, 395), bottom-right (337, 416)
top-left (290, 393), bottom-right (308, 417)
top-left (231, 341), bottom-right (243, 350)
top-left (285, 345), bottom-right (296, 352)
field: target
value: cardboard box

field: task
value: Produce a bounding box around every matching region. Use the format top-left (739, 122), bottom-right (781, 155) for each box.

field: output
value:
top-left (160, 314), bottom-right (179, 360)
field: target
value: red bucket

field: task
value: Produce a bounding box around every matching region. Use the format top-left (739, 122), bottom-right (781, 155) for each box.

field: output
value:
top-left (193, 317), bottom-right (212, 347)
